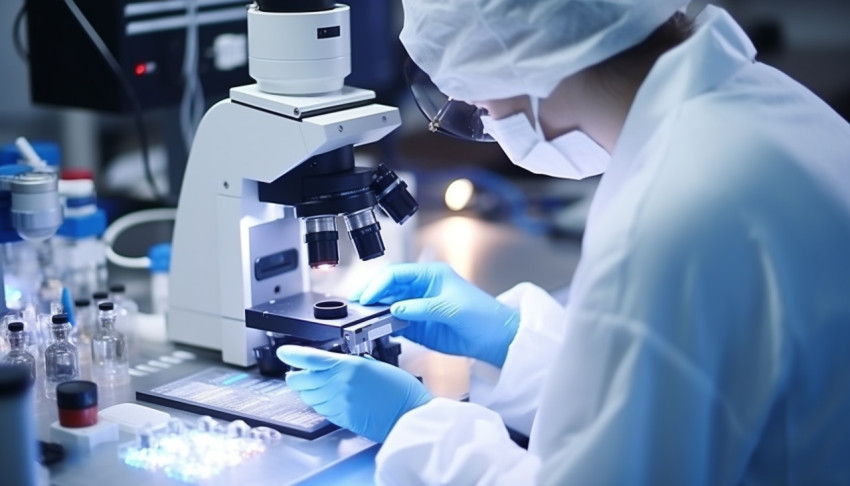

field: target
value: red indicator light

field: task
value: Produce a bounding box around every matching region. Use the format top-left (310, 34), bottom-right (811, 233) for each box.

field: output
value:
top-left (134, 63), bottom-right (146, 76)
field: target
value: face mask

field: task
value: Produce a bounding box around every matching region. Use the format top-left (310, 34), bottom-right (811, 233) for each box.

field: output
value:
top-left (480, 98), bottom-right (610, 180)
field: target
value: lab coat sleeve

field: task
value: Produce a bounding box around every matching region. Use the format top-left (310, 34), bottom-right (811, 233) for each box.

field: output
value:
top-left (376, 398), bottom-right (541, 486)
top-left (469, 282), bottom-right (570, 435)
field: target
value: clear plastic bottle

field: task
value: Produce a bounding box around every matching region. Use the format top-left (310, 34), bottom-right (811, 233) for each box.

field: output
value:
top-left (90, 302), bottom-right (130, 387)
top-left (1, 322), bottom-right (36, 382)
top-left (44, 314), bottom-right (80, 399)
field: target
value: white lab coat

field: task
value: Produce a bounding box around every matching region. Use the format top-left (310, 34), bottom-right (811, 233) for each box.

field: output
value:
top-left (376, 6), bottom-right (850, 485)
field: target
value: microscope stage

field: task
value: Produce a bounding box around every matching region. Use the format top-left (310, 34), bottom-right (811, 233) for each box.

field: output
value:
top-left (245, 291), bottom-right (393, 342)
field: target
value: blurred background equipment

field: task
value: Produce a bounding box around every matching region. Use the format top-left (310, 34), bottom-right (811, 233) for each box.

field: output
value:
top-left (26, 0), bottom-right (251, 113)
top-left (0, 366), bottom-right (41, 486)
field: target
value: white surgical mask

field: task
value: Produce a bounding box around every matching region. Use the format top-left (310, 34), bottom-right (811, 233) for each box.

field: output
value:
top-left (480, 98), bottom-right (610, 180)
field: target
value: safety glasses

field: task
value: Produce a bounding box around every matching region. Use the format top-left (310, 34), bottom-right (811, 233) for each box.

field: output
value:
top-left (404, 57), bottom-right (495, 143)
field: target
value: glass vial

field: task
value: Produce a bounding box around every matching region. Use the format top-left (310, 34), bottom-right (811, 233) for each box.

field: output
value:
top-left (109, 284), bottom-right (139, 314)
top-left (109, 284), bottom-right (138, 342)
top-left (44, 314), bottom-right (80, 399)
top-left (90, 302), bottom-right (130, 386)
top-left (92, 291), bottom-right (109, 307)
top-left (1, 322), bottom-right (36, 382)
top-left (72, 298), bottom-right (96, 344)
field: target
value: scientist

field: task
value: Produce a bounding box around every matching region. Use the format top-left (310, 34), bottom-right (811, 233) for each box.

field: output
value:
top-left (278, 0), bottom-right (850, 483)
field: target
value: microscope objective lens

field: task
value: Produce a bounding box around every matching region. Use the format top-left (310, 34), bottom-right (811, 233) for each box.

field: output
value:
top-left (304, 216), bottom-right (340, 268)
top-left (344, 208), bottom-right (385, 261)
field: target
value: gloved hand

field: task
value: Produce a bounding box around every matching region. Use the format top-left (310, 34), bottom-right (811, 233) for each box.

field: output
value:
top-left (351, 262), bottom-right (520, 368)
top-left (277, 345), bottom-right (432, 443)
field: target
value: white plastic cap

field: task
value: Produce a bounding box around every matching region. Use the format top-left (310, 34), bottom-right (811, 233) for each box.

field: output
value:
top-left (58, 179), bottom-right (95, 198)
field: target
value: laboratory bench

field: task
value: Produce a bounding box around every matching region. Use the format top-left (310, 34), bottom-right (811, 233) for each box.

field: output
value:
top-left (37, 340), bottom-right (381, 486)
top-left (39, 214), bottom-right (580, 485)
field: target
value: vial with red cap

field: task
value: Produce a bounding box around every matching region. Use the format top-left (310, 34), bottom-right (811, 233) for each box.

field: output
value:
top-left (56, 381), bottom-right (98, 428)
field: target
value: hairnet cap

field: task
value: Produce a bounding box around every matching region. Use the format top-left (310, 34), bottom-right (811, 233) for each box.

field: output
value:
top-left (400, 0), bottom-right (689, 103)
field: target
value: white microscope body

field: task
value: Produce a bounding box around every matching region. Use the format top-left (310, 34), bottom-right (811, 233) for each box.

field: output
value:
top-left (168, 2), bottom-right (405, 366)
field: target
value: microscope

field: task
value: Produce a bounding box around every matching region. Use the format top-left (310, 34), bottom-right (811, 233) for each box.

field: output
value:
top-left (168, 0), bottom-right (417, 367)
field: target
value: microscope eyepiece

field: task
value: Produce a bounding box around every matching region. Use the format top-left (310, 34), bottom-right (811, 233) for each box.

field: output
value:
top-left (305, 216), bottom-right (339, 268)
top-left (372, 164), bottom-right (419, 225)
top-left (344, 208), bottom-right (385, 261)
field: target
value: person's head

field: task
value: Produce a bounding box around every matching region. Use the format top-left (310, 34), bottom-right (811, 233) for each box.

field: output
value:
top-left (402, 0), bottom-right (693, 158)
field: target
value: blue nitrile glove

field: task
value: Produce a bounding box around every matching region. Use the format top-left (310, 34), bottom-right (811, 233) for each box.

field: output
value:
top-left (277, 345), bottom-right (432, 443)
top-left (351, 262), bottom-right (520, 368)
